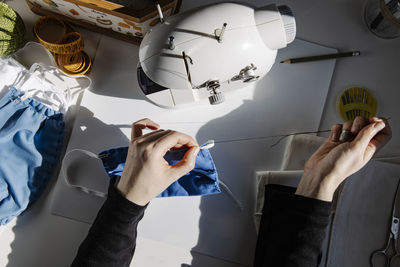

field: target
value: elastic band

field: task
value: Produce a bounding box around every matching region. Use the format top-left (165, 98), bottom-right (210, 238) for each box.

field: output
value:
top-left (62, 149), bottom-right (108, 198)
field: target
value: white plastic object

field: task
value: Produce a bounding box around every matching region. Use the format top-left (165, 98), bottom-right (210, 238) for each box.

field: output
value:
top-left (200, 139), bottom-right (215, 150)
top-left (138, 2), bottom-right (296, 108)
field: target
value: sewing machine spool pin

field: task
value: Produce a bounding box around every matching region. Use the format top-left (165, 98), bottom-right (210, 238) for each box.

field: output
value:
top-left (182, 51), bottom-right (193, 86)
top-left (169, 36), bottom-right (175, 50)
top-left (215, 23), bottom-right (228, 42)
top-left (153, 1), bottom-right (164, 23)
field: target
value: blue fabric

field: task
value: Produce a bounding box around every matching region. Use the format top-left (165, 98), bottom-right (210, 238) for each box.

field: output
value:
top-left (99, 146), bottom-right (221, 197)
top-left (0, 88), bottom-right (65, 225)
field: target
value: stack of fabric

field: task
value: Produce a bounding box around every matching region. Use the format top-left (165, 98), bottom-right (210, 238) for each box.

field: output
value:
top-left (0, 3), bottom-right (25, 55)
top-left (0, 55), bottom-right (65, 226)
top-left (0, 41), bottom-right (90, 226)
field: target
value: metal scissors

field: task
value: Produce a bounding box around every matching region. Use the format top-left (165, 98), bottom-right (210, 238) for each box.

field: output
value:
top-left (370, 179), bottom-right (400, 267)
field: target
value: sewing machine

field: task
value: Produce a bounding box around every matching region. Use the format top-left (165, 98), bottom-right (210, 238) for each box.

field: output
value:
top-left (138, 2), bottom-right (296, 107)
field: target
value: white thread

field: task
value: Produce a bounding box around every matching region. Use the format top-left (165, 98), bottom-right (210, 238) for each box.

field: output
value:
top-left (219, 179), bottom-right (243, 211)
top-left (213, 130), bottom-right (332, 147)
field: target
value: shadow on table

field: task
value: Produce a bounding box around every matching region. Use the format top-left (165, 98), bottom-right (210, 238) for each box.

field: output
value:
top-left (5, 106), bottom-right (130, 267)
top-left (180, 81), bottom-right (293, 266)
top-left (181, 100), bottom-right (263, 267)
top-left (85, 36), bottom-right (154, 104)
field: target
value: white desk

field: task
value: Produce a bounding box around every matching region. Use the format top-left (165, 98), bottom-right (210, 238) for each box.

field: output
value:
top-left (1, 0), bottom-right (399, 266)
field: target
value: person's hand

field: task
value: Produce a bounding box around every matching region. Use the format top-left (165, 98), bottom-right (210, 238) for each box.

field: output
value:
top-left (295, 116), bottom-right (392, 201)
top-left (117, 118), bottom-right (200, 205)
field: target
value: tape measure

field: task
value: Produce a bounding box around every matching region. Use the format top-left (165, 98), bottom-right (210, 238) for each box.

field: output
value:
top-left (33, 16), bottom-right (92, 75)
top-left (338, 87), bottom-right (378, 121)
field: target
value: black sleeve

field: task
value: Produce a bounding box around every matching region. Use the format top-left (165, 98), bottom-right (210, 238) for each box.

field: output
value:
top-left (71, 182), bottom-right (147, 267)
top-left (253, 184), bottom-right (333, 267)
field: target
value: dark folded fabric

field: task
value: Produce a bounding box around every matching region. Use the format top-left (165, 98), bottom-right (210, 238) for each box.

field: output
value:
top-left (254, 184), bottom-right (332, 267)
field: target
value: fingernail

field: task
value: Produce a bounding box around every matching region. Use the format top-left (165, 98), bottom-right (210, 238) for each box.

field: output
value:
top-left (370, 117), bottom-right (383, 123)
top-left (374, 121), bottom-right (385, 129)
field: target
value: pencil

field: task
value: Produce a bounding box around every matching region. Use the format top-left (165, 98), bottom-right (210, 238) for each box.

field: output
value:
top-left (280, 51), bottom-right (361, 64)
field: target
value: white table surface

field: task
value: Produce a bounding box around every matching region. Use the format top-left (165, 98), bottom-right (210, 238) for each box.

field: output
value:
top-left (50, 36), bottom-right (336, 266)
top-left (1, 0), bottom-right (400, 267)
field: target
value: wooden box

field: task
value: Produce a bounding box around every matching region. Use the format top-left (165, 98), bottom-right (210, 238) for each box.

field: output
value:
top-left (26, 0), bottom-right (181, 45)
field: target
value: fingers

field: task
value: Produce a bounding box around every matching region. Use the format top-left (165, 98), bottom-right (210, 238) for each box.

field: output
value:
top-left (368, 117), bottom-right (392, 152)
top-left (326, 115), bottom-right (382, 145)
top-left (342, 120), bottom-right (352, 132)
top-left (370, 117), bottom-right (392, 137)
top-left (153, 131), bottom-right (199, 156)
top-left (169, 146), bottom-right (200, 178)
top-left (339, 116), bottom-right (369, 142)
top-left (131, 118), bottom-right (160, 140)
top-left (138, 129), bottom-right (171, 144)
top-left (329, 124), bottom-right (342, 142)
top-left (352, 119), bottom-right (386, 152)
top-left (338, 120), bottom-right (353, 142)
top-left (351, 116), bottom-right (369, 134)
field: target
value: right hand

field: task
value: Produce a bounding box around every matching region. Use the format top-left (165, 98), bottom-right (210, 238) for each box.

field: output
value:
top-left (117, 118), bottom-right (200, 205)
top-left (296, 116), bottom-right (392, 201)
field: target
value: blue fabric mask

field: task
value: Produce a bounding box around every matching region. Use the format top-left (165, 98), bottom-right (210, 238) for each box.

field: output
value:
top-left (98, 145), bottom-right (221, 197)
top-left (0, 88), bottom-right (65, 225)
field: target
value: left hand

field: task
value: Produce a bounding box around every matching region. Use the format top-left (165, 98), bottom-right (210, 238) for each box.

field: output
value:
top-left (117, 118), bottom-right (200, 205)
top-left (295, 116), bottom-right (392, 201)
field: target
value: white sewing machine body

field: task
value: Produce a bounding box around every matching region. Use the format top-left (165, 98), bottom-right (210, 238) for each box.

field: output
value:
top-left (138, 2), bottom-right (296, 108)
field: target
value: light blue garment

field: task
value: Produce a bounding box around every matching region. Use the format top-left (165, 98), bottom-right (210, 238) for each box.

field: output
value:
top-left (99, 145), bottom-right (221, 197)
top-left (0, 88), bottom-right (65, 225)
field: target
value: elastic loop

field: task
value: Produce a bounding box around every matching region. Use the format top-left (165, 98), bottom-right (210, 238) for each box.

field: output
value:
top-left (62, 149), bottom-right (108, 198)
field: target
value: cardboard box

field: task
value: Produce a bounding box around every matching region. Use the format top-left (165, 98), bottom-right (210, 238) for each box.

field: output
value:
top-left (26, 0), bottom-right (181, 45)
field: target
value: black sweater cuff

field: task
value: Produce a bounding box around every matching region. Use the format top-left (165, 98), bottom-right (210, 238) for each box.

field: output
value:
top-left (106, 182), bottom-right (148, 223)
top-left (71, 181), bottom-right (148, 267)
top-left (265, 184), bottom-right (332, 218)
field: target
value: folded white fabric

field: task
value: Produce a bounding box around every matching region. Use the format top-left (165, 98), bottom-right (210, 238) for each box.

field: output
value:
top-left (0, 56), bottom-right (26, 99)
top-left (0, 42), bottom-right (92, 113)
top-left (281, 134), bottom-right (326, 170)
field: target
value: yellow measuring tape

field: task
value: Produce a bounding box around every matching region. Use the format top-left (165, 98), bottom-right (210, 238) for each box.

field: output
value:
top-left (33, 16), bottom-right (92, 75)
